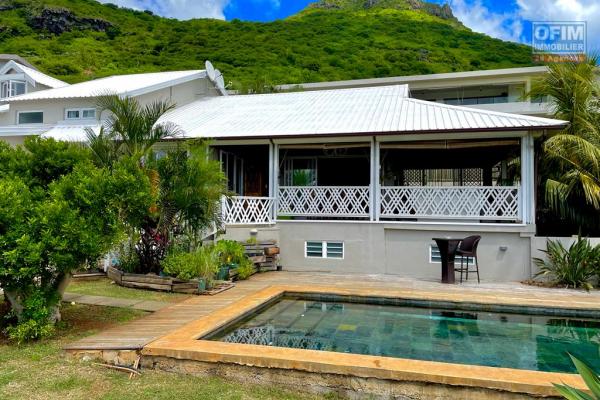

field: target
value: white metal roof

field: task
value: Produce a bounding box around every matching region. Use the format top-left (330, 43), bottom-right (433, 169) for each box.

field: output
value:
top-left (42, 124), bottom-right (101, 142)
top-left (7, 70), bottom-right (206, 101)
top-left (158, 84), bottom-right (566, 139)
top-left (0, 60), bottom-right (68, 89)
top-left (277, 66), bottom-right (550, 91)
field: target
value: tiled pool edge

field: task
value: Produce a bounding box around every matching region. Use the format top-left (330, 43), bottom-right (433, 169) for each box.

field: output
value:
top-left (142, 285), bottom-right (588, 398)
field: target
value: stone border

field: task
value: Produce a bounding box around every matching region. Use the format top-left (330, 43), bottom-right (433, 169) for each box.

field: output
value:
top-left (143, 285), bottom-right (588, 397)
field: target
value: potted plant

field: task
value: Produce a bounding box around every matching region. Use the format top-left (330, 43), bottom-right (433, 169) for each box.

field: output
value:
top-left (215, 240), bottom-right (246, 280)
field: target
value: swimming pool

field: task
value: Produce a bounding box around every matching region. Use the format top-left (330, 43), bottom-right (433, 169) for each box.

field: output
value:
top-left (206, 294), bottom-right (600, 374)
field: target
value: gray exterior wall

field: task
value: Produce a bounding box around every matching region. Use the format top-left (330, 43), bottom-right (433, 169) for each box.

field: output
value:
top-left (243, 221), bottom-right (538, 282)
top-left (223, 225), bottom-right (280, 244)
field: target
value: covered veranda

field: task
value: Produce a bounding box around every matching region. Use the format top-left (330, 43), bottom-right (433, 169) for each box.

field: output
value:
top-left (155, 84), bottom-right (564, 228)
top-left (217, 133), bottom-right (530, 226)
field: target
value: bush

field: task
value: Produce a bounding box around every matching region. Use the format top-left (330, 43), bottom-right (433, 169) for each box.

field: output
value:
top-left (3, 291), bottom-right (55, 343)
top-left (236, 257), bottom-right (255, 280)
top-left (215, 240), bottom-right (246, 265)
top-left (162, 245), bottom-right (219, 283)
top-left (534, 237), bottom-right (600, 289)
top-left (0, 138), bottom-right (152, 341)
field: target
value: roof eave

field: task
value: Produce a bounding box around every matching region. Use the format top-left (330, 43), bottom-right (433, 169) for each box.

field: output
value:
top-left (123, 71), bottom-right (207, 98)
top-left (178, 123), bottom-right (568, 141)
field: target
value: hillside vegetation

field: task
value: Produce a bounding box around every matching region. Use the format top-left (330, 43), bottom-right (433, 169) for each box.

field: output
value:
top-left (0, 0), bottom-right (535, 89)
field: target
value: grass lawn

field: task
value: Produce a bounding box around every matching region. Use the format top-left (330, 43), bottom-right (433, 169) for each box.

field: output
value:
top-left (66, 277), bottom-right (190, 303)
top-left (0, 303), bottom-right (337, 400)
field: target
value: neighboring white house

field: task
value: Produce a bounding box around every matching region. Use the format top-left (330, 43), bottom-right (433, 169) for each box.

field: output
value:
top-left (278, 66), bottom-right (552, 117)
top-left (0, 57), bottom-right (71, 145)
top-left (0, 60), bottom-right (226, 146)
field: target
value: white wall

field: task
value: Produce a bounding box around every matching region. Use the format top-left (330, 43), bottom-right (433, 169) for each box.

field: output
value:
top-left (0, 76), bottom-right (217, 132)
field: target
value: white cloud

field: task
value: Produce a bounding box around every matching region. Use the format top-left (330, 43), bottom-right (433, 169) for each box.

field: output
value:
top-left (98, 0), bottom-right (230, 20)
top-left (445, 0), bottom-right (600, 50)
top-left (447, 0), bottom-right (523, 43)
top-left (516, 0), bottom-right (600, 51)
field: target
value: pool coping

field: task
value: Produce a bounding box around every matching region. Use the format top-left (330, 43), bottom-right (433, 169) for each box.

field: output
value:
top-left (142, 285), bottom-right (589, 397)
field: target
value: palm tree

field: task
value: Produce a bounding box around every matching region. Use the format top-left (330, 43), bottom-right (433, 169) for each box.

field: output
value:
top-left (528, 56), bottom-right (600, 229)
top-left (85, 94), bottom-right (227, 273)
top-left (86, 94), bottom-right (182, 166)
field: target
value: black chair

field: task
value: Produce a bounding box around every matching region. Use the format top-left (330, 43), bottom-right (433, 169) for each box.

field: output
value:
top-left (455, 235), bottom-right (481, 283)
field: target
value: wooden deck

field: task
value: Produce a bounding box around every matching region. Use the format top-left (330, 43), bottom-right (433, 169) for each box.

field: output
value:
top-left (65, 271), bottom-right (600, 351)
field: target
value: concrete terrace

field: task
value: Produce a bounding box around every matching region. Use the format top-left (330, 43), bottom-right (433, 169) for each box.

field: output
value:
top-left (65, 271), bottom-right (600, 352)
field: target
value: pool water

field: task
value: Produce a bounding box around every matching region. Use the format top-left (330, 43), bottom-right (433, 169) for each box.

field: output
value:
top-left (206, 296), bottom-right (600, 373)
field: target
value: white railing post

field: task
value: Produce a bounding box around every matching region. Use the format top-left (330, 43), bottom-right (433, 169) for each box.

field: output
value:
top-left (272, 143), bottom-right (279, 221)
top-left (520, 133), bottom-right (535, 224)
top-left (369, 138), bottom-right (375, 221)
top-left (374, 139), bottom-right (381, 221)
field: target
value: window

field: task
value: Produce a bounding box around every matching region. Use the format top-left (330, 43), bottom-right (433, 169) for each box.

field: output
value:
top-left (66, 108), bottom-right (96, 120)
top-left (66, 110), bottom-right (80, 119)
top-left (305, 241), bottom-right (344, 259)
top-left (82, 109), bottom-right (96, 119)
top-left (0, 80), bottom-right (26, 99)
top-left (17, 111), bottom-right (43, 124)
top-left (429, 245), bottom-right (474, 264)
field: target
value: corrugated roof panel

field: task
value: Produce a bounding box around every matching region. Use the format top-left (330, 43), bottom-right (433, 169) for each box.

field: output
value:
top-left (149, 84), bottom-right (567, 139)
top-left (8, 70), bottom-right (206, 101)
top-left (19, 63), bottom-right (69, 89)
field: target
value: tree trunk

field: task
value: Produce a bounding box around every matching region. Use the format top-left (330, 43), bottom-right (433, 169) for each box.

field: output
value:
top-left (49, 274), bottom-right (72, 323)
top-left (4, 290), bottom-right (24, 321)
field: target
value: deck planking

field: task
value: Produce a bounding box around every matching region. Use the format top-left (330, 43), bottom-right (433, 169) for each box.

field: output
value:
top-left (65, 271), bottom-right (600, 351)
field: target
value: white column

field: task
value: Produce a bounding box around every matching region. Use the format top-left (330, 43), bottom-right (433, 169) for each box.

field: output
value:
top-left (520, 133), bottom-right (535, 224)
top-left (271, 143), bottom-right (279, 221)
top-left (369, 137), bottom-right (380, 221)
top-left (268, 142), bottom-right (274, 199)
top-left (374, 139), bottom-right (381, 221)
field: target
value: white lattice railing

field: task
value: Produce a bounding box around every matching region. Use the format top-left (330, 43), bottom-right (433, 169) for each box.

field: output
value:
top-left (380, 186), bottom-right (520, 220)
top-left (222, 196), bottom-right (275, 225)
top-left (278, 186), bottom-right (370, 217)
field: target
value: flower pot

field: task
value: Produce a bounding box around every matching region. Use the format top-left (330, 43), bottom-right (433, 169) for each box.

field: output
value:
top-left (217, 265), bottom-right (230, 281)
top-left (276, 265), bottom-right (283, 271)
top-left (197, 277), bottom-right (207, 293)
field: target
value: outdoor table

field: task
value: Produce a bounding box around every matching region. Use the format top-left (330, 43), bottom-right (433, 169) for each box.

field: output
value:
top-left (432, 237), bottom-right (462, 284)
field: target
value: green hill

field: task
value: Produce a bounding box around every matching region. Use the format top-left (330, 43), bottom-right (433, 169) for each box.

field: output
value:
top-left (0, 0), bottom-right (536, 90)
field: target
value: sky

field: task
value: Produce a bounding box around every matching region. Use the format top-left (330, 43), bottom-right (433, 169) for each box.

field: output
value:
top-left (98, 0), bottom-right (600, 51)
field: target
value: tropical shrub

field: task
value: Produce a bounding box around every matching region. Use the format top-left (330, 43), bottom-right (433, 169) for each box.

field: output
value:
top-left (0, 138), bottom-right (152, 341)
top-left (162, 245), bottom-right (219, 283)
top-left (87, 95), bottom-right (228, 274)
top-left (236, 257), bottom-right (256, 280)
top-left (533, 238), bottom-right (600, 289)
top-left (554, 354), bottom-right (600, 399)
top-left (215, 240), bottom-right (246, 265)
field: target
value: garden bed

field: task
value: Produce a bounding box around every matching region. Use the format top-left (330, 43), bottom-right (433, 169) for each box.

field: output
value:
top-left (107, 267), bottom-right (206, 294)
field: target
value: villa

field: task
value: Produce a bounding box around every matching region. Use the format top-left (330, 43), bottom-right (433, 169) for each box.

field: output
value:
top-left (0, 59), bottom-right (568, 282)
